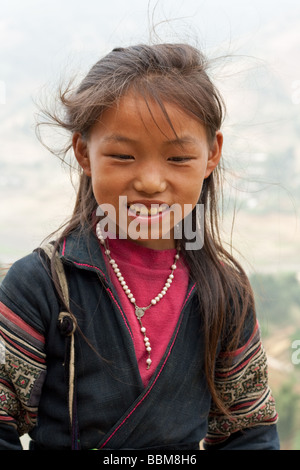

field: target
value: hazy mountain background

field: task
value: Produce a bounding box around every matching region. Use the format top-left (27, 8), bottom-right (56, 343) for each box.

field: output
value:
top-left (1, 0), bottom-right (300, 449)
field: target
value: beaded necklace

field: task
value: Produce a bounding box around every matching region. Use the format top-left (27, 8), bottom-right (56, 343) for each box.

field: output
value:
top-left (96, 221), bottom-right (180, 369)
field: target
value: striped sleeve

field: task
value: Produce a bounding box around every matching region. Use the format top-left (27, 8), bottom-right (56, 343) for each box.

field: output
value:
top-left (203, 320), bottom-right (278, 448)
top-left (0, 300), bottom-right (46, 436)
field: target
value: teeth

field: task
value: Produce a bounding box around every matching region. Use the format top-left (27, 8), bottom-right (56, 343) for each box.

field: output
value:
top-left (150, 207), bottom-right (158, 216)
top-left (140, 206), bottom-right (149, 216)
top-left (129, 204), bottom-right (169, 216)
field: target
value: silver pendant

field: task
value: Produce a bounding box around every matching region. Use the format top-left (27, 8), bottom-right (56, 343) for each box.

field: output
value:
top-left (135, 306), bottom-right (146, 319)
top-left (135, 307), bottom-right (152, 369)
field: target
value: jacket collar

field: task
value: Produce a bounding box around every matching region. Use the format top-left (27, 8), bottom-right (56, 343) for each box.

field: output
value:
top-left (58, 226), bottom-right (110, 281)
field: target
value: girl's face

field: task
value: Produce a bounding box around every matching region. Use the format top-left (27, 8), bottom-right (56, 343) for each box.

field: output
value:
top-left (73, 92), bottom-right (223, 250)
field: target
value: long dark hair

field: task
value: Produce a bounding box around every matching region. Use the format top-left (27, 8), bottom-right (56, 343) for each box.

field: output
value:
top-left (36, 43), bottom-right (256, 415)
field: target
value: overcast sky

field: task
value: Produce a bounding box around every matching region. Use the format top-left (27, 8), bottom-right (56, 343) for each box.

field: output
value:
top-left (2, 0), bottom-right (300, 83)
top-left (1, 0), bottom-right (299, 112)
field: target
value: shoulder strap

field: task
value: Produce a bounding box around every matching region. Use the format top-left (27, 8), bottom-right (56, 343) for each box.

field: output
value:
top-left (41, 243), bottom-right (80, 449)
top-left (42, 243), bottom-right (70, 309)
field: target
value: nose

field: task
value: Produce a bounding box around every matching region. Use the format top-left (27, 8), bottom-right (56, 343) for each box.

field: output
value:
top-left (133, 163), bottom-right (167, 195)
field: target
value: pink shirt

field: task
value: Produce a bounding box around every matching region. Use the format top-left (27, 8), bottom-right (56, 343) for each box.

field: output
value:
top-left (101, 237), bottom-right (189, 386)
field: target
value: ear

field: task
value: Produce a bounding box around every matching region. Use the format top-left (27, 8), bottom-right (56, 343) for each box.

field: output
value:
top-left (72, 132), bottom-right (92, 176)
top-left (204, 131), bottom-right (223, 178)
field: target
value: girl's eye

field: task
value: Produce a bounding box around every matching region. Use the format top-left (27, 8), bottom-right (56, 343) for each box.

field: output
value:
top-left (168, 156), bottom-right (192, 162)
top-left (108, 155), bottom-right (192, 162)
top-left (110, 155), bottom-right (134, 160)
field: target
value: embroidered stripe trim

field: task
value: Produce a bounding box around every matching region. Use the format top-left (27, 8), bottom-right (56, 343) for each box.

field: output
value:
top-left (0, 301), bottom-right (44, 345)
top-left (0, 303), bottom-right (46, 435)
top-left (204, 326), bottom-right (278, 447)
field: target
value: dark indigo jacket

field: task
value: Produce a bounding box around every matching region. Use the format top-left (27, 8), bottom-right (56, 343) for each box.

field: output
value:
top-left (0, 227), bottom-right (279, 450)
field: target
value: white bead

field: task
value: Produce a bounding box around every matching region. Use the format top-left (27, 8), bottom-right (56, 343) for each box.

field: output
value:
top-left (125, 288), bottom-right (131, 294)
top-left (112, 263), bottom-right (118, 269)
top-left (144, 337), bottom-right (149, 342)
top-left (113, 267), bottom-right (120, 273)
top-left (109, 259), bottom-right (115, 264)
top-left (145, 341), bottom-right (150, 347)
top-left (169, 274), bottom-right (174, 279)
top-left (162, 286), bottom-right (168, 292)
top-left (119, 276), bottom-right (124, 282)
top-left (116, 272), bottom-right (122, 278)
top-left (123, 284), bottom-right (128, 290)
top-left (165, 282), bottom-right (170, 288)
top-left (105, 249), bottom-right (110, 255)
top-left (175, 254), bottom-right (180, 259)
top-left (151, 299), bottom-right (157, 305)
top-left (146, 358), bottom-right (152, 365)
top-left (100, 239), bottom-right (105, 245)
top-left (171, 264), bottom-right (177, 269)
top-left (158, 293), bottom-right (163, 299)
top-left (155, 296), bottom-right (160, 302)
top-left (161, 290), bottom-right (166, 295)
top-left (146, 346), bottom-right (151, 352)
top-left (121, 281), bottom-right (126, 286)
top-left (141, 327), bottom-right (146, 333)
top-left (167, 277), bottom-right (173, 283)
top-left (128, 293), bottom-right (133, 299)
top-left (130, 297), bottom-right (135, 303)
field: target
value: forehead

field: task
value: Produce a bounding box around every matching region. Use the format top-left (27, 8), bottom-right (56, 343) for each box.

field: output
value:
top-left (91, 92), bottom-right (208, 144)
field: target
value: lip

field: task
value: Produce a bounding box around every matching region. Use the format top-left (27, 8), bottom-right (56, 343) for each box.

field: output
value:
top-left (127, 200), bottom-right (170, 208)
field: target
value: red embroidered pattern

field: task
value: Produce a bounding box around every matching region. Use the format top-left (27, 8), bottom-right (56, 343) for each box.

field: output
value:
top-left (204, 324), bottom-right (278, 447)
top-left (0, 303), bottom-right (46, 435)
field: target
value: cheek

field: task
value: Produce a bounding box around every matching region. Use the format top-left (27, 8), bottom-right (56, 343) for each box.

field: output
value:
top-left (178, 173), bottom-right (204, 204)
top-left (172, 184), bottom-right (204, 227)
top-left (190, 167), bottom-right (207, 200)
top-left (89, 162), bottom-right (112, 200)
top-left (90, 171), bottom-right (128, 214)
top-left (90, 173), bottom-right (105, 202)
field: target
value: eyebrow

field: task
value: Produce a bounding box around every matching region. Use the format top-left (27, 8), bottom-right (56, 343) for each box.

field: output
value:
top-left (102, 133), bottom-right (198, 146)
top-left (102, 134), bottom-right (137, 144)
top-left (166, 136), bottom-right (199, 146)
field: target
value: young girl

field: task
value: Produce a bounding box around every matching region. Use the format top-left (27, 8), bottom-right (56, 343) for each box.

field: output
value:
top-left (0, 43), bottom-right (279, 450)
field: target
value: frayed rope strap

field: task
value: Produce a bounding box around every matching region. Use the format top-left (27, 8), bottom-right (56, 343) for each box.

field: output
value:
top-left (42, 243), bottom-right (80, 450)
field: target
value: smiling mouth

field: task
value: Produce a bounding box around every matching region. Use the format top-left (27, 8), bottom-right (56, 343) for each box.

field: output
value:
top-left (128, 203), bottom-right (170, 217)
